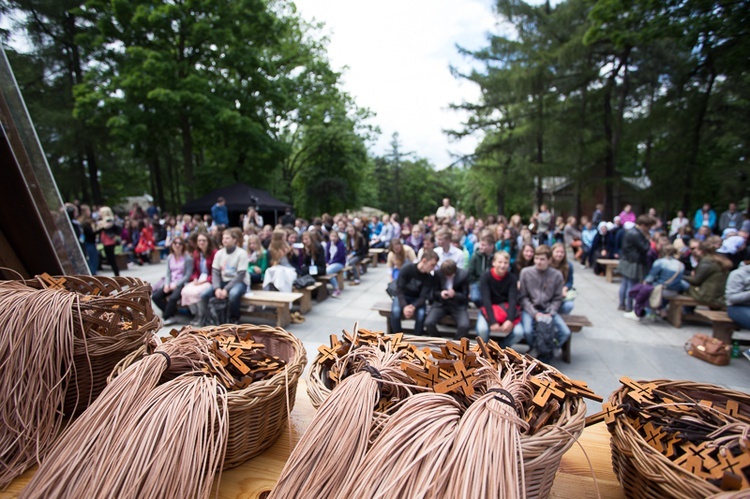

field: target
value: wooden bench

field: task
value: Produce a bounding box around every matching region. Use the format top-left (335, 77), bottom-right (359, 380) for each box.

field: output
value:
top-left (665, 295), bottom-right (713, 328)
top-left (597, 258), bottom-right (620, 283)
top-left (240, 290), bottom-right (304, 328)
top-left (114, 251), bottom-right (132, 270)
top-left (294, 281), bottom-right (325, 314)
top-left (368, 248), bottom-right (386, 267)
top-left (360, 257), bottom-right (372, 270)
top-left (371, 301), bottom-right (591, 363)
top-left (317, 270), bottom-right (345, 292)
top-left (150, 248), bottom-right (162, 264)
top-left (694, 309), bottom-right (739, 344)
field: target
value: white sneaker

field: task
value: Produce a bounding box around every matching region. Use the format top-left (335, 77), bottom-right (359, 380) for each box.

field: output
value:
top-left (623, 311), bottom-right (640, 321)
top-left (162, 317), bottom-right (177, 326)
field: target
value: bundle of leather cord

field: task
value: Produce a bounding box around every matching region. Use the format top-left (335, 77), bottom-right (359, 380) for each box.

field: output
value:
top-left (0, 282), bottom-right (78, 489)
top-left (21, 331), bottom-right (229, 499)
top-left (285, 328), bottom-right (598, 499)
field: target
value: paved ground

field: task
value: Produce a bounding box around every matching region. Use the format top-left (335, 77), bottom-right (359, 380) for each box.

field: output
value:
top-left (114, 255), bottom-right (749, 411)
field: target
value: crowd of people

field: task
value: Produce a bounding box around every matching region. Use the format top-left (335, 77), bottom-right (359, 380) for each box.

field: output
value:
top-left (64, 196), bottom-right (750, 355)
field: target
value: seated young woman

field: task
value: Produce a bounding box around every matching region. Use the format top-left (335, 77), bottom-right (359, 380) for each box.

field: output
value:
top-left (180, 232), bottom-right (217, 326)
top-left (387, 237), bottom-right (417, 282)
top-left (550, 242), bottom-right (575, 314)
top-left (476, 251), bottom-right (522, 347)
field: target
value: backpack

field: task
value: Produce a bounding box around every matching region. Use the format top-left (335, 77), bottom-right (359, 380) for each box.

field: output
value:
top-left (533, 319), bottom-right (557, 363)
top-left (206, 297), bottom-right (229, 326)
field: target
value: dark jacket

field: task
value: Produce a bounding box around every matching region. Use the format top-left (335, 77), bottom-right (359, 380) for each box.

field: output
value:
top-left (479, 270), bottom-right (519, 326)
top-left (395, 262), bottom-right (434, 309)
top-left (432, 268), bottom-right (470, 307)
top-left (468, 251), bottom-right (493, 284)
top-left (618, 228), bottom-right (650, 280)
top-left (685, 255), bottom-right (730, 307)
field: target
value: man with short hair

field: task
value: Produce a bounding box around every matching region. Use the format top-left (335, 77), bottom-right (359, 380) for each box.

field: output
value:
top-left (211, 197), bottom-right (229, 229)
top-left (719, 203), bottom-right (741, 233)
top-left (518, 245), bottom-right (570, 359)
top-left (619, 215), bottom-right (656, 316)
top-left (391, 250), bottom-right (439, 336)
top-left (436, 197), bottom-right (456, 222)
top-left (468, 235), bottom-right (495, 304)
top-left (535, 204), bottom-right (552, 246)
top-left (435, 229), bottom-right (465, 268)
top-left (425, 259), bottom-right (470, 339)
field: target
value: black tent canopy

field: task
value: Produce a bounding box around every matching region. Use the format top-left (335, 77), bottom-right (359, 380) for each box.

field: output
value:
top-left (182, 183), bottom-right (291, 226)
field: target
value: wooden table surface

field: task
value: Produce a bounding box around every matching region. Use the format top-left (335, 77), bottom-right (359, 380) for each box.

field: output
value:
top-left (1, 380), bottom-right (625, 499)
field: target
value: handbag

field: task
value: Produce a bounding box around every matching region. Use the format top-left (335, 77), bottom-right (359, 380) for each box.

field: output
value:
top-left (684, 334), bottom-right (730, 366)
top-left (649, 263), bottom-right (683, 309)
top-left (480, 303), bottom-right (521, 326)
top-left (386, 280), bottom-right (398, 298)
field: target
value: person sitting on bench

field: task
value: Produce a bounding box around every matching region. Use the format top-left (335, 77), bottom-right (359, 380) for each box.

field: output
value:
top-left (425, 259), bottom-right (470, 340)
top-left (476, 250), bottom-right (522, 346)
top-left (390, 250), bottom-right (439, 336)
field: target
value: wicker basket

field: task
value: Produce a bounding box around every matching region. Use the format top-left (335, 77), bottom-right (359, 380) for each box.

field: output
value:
top-left (307, 334), bottom-right (586, 499)
top-left (111, 324), bottom-right (307, 469)
top-left (22, 274), bottom-right (159, 415)
top-left (608, 379), bottom-right (750, 499)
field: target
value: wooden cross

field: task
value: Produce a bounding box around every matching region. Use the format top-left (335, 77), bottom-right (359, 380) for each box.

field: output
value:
top-left (529, 376), bottom-right (566, 407)
top-left (226, 347), bottom-right (251, 375)
top-left (641, 422), bottom-right (666, 453)
top-left (712, 450), bottom-right (750, 488)
top-left (434, 360), bottom-right (476, 397)
top-left (530, 399), bottom-right (560, 434)
top-left (675, 442), bottom-right (719, 478)
top-left (387, 332), bottom-right (408, 351)
top-left (620, 377), bottom-right (656, 404)
top-left (408, 344), bottom-right (429, 364)
top-left (584, 401), bottom-right (623, 427)
top-left (317, 344), bottom-right (338, 364)
top-left (446, 338), bottom-right (471, 358)
top-left (40, 273), bottom-right (67, 290)
top-left (402, 363), bottom-right (441, 388)
top-left (235, 376), bottom-right (253, 389)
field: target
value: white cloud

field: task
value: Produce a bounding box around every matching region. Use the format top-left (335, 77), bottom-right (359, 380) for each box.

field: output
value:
top-left (293, 0), bottom-right (498, 168)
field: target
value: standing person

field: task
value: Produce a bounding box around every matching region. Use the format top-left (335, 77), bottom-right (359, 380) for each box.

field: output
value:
top-left (468, 234), bottom-right (495, 305)
top-left (619, 215), bottom-right (656, 315)
top-left (619, 204), bottom-right (636, 225)
top-left (591, 203), bottom-right (604, 226)
top-left (201, 228), bottom-right (248, 325)
top-left (535, 205), bottom-right (552, 246)
top-left (563, 216), bottom-right (583, 261)
top-left (669, 210), bottom-right (690, 238)
top-left (580, 220), bottom-right (597, 268)
top-left (476, 251), bottom-right (522, 346)
top-left (726, 255), bottom-right (750, 329)
top-left (345, 224), bottom-right (367, 285)
top-left (550, 242), bottom-right (576, 314)
top-left (151, 237), bottom-right (193, 326)
top-left (211, 197), bottom-right (229, 230)
top-left (719, 202), bottom-right (741, 233)
top-left (79, 204), bottom-right (98, 275)
top-left (436, 197), bottom-right (456, 222)
top-left (324, 230), bottom-right (346, 297)
top-left (425, 260), bottom-right (470, 340)
top-left (518, 245), bottom-right (570, 360)
top-left (134, 219), bottom-right (156, 265)
top-left (96, 206), bottom-right (122, 276)
top-left (181, 233), bottom-right (217, 325)
top-left (390, 250), bottom-right (439, 336)
top-left (693, 203), bottom-right (717, 233)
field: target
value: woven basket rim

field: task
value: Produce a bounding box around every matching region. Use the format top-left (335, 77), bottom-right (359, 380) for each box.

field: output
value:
top-left (609, 379), bottom-right (750, 498)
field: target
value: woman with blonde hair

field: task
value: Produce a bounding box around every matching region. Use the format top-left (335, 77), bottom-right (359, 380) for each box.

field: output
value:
top-left (387, 237), bottom-right (417, 281)
top-left (96, 206), bottom-right (122, 276)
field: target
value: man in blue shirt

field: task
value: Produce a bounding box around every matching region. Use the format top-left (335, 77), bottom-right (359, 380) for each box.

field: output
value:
top-left (212, 197), bottom-right (229, 229)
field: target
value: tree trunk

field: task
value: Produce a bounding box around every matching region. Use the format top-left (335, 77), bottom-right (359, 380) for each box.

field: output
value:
top-left (180, 113), bottom-right (195, 201)
top-left (682, 64), bottom-right (716, 211)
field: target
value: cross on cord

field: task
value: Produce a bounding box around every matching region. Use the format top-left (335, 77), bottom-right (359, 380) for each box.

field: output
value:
top-left (530, 376), bottom-right (566, 407)
top-left (434, 360), bottom-right (476, 397)
top-left (225, 347), bottom-right (251, 375)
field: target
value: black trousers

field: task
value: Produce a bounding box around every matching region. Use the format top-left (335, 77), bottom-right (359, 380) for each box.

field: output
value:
top-left (425, 303), bottom-right (470, 338)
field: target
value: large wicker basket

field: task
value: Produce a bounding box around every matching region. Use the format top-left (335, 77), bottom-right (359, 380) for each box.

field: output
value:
top-left (608, 379), bottom-right (750, 498)
top-left (22, 274), bottom-right (159, 415)
top-left (111, 324), bottom-right (307, 469)
top-left (307, 334), bottom-right (586, 499)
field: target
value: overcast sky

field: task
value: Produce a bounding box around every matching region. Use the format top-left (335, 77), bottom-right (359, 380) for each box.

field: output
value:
top-left (293, 0), bottom-right (501, 169)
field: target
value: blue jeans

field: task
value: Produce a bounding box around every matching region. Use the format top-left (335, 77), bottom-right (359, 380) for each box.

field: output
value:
top-left (391, 296), bottom-right (426, 335)
top-left (521, 311), bottom-right (571, 349)
top-left (619, 276), bottom-right (638, 310)
top-left (326, 263), bottom-right (344, 290)
top-left (476, 313), bottom-right (524, 347)
top-left (728, 305), bottom-right (750, 330)
top-left (201, 281), bottom-right (248, 321)
top-left (559, 299), bottom-right (574, 315)
top-left (469, 283), bottom-right (481, 305)
top-left (84, 242), bottom-right (99, 275)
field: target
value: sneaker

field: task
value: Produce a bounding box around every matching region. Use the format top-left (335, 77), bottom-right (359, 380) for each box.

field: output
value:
top-left (617, 305), bottom-right (626, 311)
top-left (623, 311), bottom-right (640, 321)
top-left (353, 279), bottom-right (360, 285)
top-left (332, 289), bottom-right (341, 297)
top-left (162, 317), bottom-right (177, 326)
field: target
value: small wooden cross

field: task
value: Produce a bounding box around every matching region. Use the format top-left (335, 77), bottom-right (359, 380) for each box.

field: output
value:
top-left (620, 377), bottom-right (656, 404)
top-left (675, 442), bottom-right (719, 477)
top-left (226, 347), bottom-right (251, 375)
top-left (403, 363), bottom-right (441, 388)
top-left (713, 450), bottom-right (750, 488)
top-left (529, 376), bottom-right (566, 407)
top-left (530, 399), bottom-right (560, 434)
top-left (317, 344), bottom-right (338, 364)
top-left (584, 401), bottom-right (622, 427)
top-left (408, 344), bottom-right (429, 364)
top-left (235, 375), bottom-right (253, 389)
top-left (388, 332), bottom-right (408, 351)
top-left (446, 338), bottom-right (471, 358)
top-left (641, 422), bottom-right (666, 453)
top-left (434, 360), bottom-right (476, 397)
top-left (40, 273), bottom-right (67, 290)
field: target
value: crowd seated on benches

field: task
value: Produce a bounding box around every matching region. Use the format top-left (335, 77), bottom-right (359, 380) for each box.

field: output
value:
top-left (67, 195), bottom-right (749, 337)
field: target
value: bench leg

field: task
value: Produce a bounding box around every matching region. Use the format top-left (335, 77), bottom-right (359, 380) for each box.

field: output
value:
top-left (278, 305), bottom-right (290, 328)
top-left (667, 301), bottom-right (682, 328)
top-left (713, 324), bottom-right (734, 344)
top-left (316, 284), bottom-right (328, 302)
top-left (605, 266), bottom-right (613, 283)
top-left (337, 271), bottom-right (344, 291)
top-left (562, 335), bottom-right (571, 363)
top-left (299, 291), bottom-right (312, 314)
